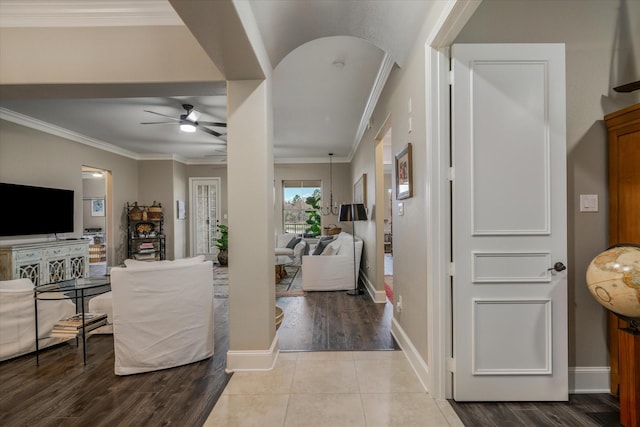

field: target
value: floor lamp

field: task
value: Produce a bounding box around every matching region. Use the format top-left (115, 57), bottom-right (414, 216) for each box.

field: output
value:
top-left (339, 203), bottom-right (367, 296)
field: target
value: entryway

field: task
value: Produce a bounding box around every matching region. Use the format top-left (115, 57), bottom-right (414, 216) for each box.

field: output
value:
top-left (82, 166), bottom-right (110, 276)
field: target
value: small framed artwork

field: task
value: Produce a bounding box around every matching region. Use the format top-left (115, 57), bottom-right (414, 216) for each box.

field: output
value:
top-left (354, 173), bottom-right (367, 205)
top-left (91, 198), bottom-right (105, 217)
top-left (395, 142), bottom-right (413, 200)
top-left (177, 200), bottom-right (186, 220)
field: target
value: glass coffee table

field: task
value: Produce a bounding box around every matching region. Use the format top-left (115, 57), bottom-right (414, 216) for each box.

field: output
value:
top-left (34, 277), bottom-right (111, 365)
top-left (275, 255), bottom-right (293, 284)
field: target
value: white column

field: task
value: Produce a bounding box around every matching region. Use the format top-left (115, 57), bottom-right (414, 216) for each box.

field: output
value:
top-left (226, 79), bottom-right (277, 370)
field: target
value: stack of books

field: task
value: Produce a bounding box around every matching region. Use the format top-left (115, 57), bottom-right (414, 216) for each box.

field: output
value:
top-left (51, 312), bottom-right (108, 337)
top-left (138, 242), bottom-right (156, 253)
top-left (135, 242), bottom-right (157, 261)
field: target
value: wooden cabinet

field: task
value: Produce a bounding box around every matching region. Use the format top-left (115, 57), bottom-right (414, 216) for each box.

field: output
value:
top-left (605, 103), bottom-right (640, 426)
top-left (0, 240), bottom-right (89, 285)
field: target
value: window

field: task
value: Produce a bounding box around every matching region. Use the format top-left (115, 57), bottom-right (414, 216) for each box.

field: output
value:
top-left (283, 180), bottom-right (321, 236)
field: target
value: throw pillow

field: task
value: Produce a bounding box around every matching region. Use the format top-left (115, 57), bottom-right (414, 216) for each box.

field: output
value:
top-left (312, 239), bottom-right (330, 255)
top-left (324, 240), bottom-right (342, 255)
top-left (321, 245), bottom-right (335, 256)
top-left (286, 237), bottom-right (301, 249)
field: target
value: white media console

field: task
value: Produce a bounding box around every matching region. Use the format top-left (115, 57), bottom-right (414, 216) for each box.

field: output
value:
top-left (0, 240), bottom-right (89, 285)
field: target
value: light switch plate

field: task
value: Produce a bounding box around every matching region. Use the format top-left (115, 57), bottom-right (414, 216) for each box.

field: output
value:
top-left (580, 194), bottom-right (598, 212)
top-left (398, 202), bottom-right (404, 216)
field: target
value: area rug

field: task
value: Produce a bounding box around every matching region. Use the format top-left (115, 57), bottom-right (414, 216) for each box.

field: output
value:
top-left (213, 265), bottom-right (303, 298)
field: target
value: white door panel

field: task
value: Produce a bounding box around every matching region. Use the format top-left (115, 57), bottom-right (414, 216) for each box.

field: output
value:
top-left (452, 43), bottom-right (567, 401)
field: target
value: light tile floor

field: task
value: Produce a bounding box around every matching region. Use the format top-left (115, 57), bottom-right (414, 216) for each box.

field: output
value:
top-left (204, 351), bottom-right (464, 427)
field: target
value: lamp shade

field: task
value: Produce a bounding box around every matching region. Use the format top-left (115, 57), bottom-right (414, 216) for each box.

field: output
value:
top-left (338, 203), bottom-right (367, 222)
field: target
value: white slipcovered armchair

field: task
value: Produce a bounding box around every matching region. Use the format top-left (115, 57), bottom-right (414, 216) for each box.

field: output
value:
top-left (0, 278), bottom-right (75, 362)
top-left (108, 257), bottom-right (214, 375)
top-left (301, 232), bottom-right (363, 291)
top-left (275, 233), bottom-right (308, 266)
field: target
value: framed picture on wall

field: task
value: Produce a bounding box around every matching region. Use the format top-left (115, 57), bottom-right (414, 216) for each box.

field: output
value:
top-left (354, 173), bottom-right (367, 205)
top-left (91, 198), bottom-right (105, 217)
top-left (177, 200), bottom-right (186, 220)
top-left (395, 142), bottom-right (413, 200)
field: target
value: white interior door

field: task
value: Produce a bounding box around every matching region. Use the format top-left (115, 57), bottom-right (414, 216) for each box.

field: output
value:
top-left (451, 43), bottom-right (568, 401)
top-left (189, 178), bottom-right (221, 260)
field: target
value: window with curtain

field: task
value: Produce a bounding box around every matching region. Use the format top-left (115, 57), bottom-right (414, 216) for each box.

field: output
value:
top-left (282, 180), bottom-right (321, 235)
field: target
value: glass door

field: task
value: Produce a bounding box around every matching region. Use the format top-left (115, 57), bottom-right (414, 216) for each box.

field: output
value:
top-left (189, 178), bottom-right (221, 260)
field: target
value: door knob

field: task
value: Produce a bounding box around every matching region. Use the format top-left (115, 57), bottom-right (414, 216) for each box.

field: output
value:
top-left (548, 262), bottom-right (566, 272)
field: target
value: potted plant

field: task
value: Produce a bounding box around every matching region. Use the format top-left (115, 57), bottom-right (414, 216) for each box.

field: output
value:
top-left (305, 194), bottom-right (322, 237)
top-left (215, 224), bottom-right (229, 266)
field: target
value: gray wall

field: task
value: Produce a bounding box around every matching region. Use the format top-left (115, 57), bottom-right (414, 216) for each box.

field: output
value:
top-left (0, 119), bottom-right (138, 264)
top-left (455, 0), bottom-right (640, 371)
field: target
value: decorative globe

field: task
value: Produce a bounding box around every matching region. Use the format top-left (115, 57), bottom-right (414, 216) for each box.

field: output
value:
top-left (586, 245), bottom-right (640, 319)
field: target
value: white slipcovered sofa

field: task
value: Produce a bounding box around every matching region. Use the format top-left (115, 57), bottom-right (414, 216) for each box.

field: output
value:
top-left (301, 232), bottom-right (363, 291)
top-left (0, 278), bottom-right (75, 362)
top-left (275, 233), bottom-right (308, 266)
top-left (89, 255), bottom-right (214, 375)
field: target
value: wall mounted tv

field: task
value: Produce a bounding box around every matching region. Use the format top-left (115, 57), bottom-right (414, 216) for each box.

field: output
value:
top-left (0, 183), bottom-right (74, 236)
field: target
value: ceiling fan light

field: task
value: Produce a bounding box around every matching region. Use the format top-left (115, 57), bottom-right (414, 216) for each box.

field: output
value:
top-left (180, 122), bottom-right (197, 133)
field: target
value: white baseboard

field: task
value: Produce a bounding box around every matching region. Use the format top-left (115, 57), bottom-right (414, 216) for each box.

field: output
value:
top-left (391, 317), bottom-right (430, 392)
top-left (569, 366), bottom-right (610, 393)
top-left (361, 270), bottom-right (387, 303)
top-left (225, 335), bottom-right (279, 373)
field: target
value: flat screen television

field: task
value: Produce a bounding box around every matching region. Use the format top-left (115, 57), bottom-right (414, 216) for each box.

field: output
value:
top-left (0, 183), bottom-right (74, 236)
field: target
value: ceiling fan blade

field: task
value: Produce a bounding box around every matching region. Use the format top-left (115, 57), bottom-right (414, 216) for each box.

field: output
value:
top-left (140, 121), bottom-right (176, 125)
top-left (197, 121), bottom-right (227, 127)
top-left (198, 126), bottom-right (225, 137)
top-left (143, 110), bottom-right (180, 120)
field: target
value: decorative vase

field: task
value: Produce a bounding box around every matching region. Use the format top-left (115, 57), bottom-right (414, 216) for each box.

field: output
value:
top-left (129, 202), bottom-right (142, 221)
top-left (217, 250), bottom-right (228, 266)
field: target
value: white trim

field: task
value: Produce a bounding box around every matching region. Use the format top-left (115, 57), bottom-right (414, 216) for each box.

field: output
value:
top-left (427, 0), bottom-right (481, 401)
top-left (0, 1), bottom-right (184, 28)
top-left (226, 335), bottom-right (279, 372)
top-left (360, 270), bottom-right (387, 303)
top-left (0, 108), bottom-right (355, 166)
top-left (391, 317), bottom-right (430, 392)
top-left (569, 366), bottom-right (611, 394)
top-left (351, 54), bottom-right (395, 159)
top-left (0, 108), bottom-right (140, 160)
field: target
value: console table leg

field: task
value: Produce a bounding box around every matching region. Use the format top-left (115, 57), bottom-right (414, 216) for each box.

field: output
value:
top-left (34, 294), bottom-right (39, 366)
top-left (81, 292), bottom-right (87, 365)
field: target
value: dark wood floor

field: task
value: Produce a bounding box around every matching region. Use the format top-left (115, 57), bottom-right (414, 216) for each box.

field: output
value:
top-left (0, 290), bottom-right (396, 426)
top-left (276, 291), bottom-right (399, 351)
top-left (449, 393), bottom-right (622, 427)
top-left (2, 287), bottom-right (618, 427)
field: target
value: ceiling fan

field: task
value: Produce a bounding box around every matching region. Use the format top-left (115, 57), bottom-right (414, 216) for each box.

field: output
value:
top-left (141, 104), bottom-right (227, 137)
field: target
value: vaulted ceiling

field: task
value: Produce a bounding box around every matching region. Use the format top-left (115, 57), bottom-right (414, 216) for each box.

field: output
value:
top-left (0, 0), bottom-right (434, 163)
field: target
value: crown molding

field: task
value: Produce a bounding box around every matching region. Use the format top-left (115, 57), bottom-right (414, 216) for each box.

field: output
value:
top-left (0, 109), bottom-right (346, 165)
top-left (351, 53), bottom-right (395, 159)
top-left (0, 1), bottom-right (183, 28)
top-left (0, 107), bottom-right (140, 160)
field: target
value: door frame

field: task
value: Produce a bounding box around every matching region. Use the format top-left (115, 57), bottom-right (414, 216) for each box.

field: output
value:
top-left (425, 0), bottom-right (481, 400)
